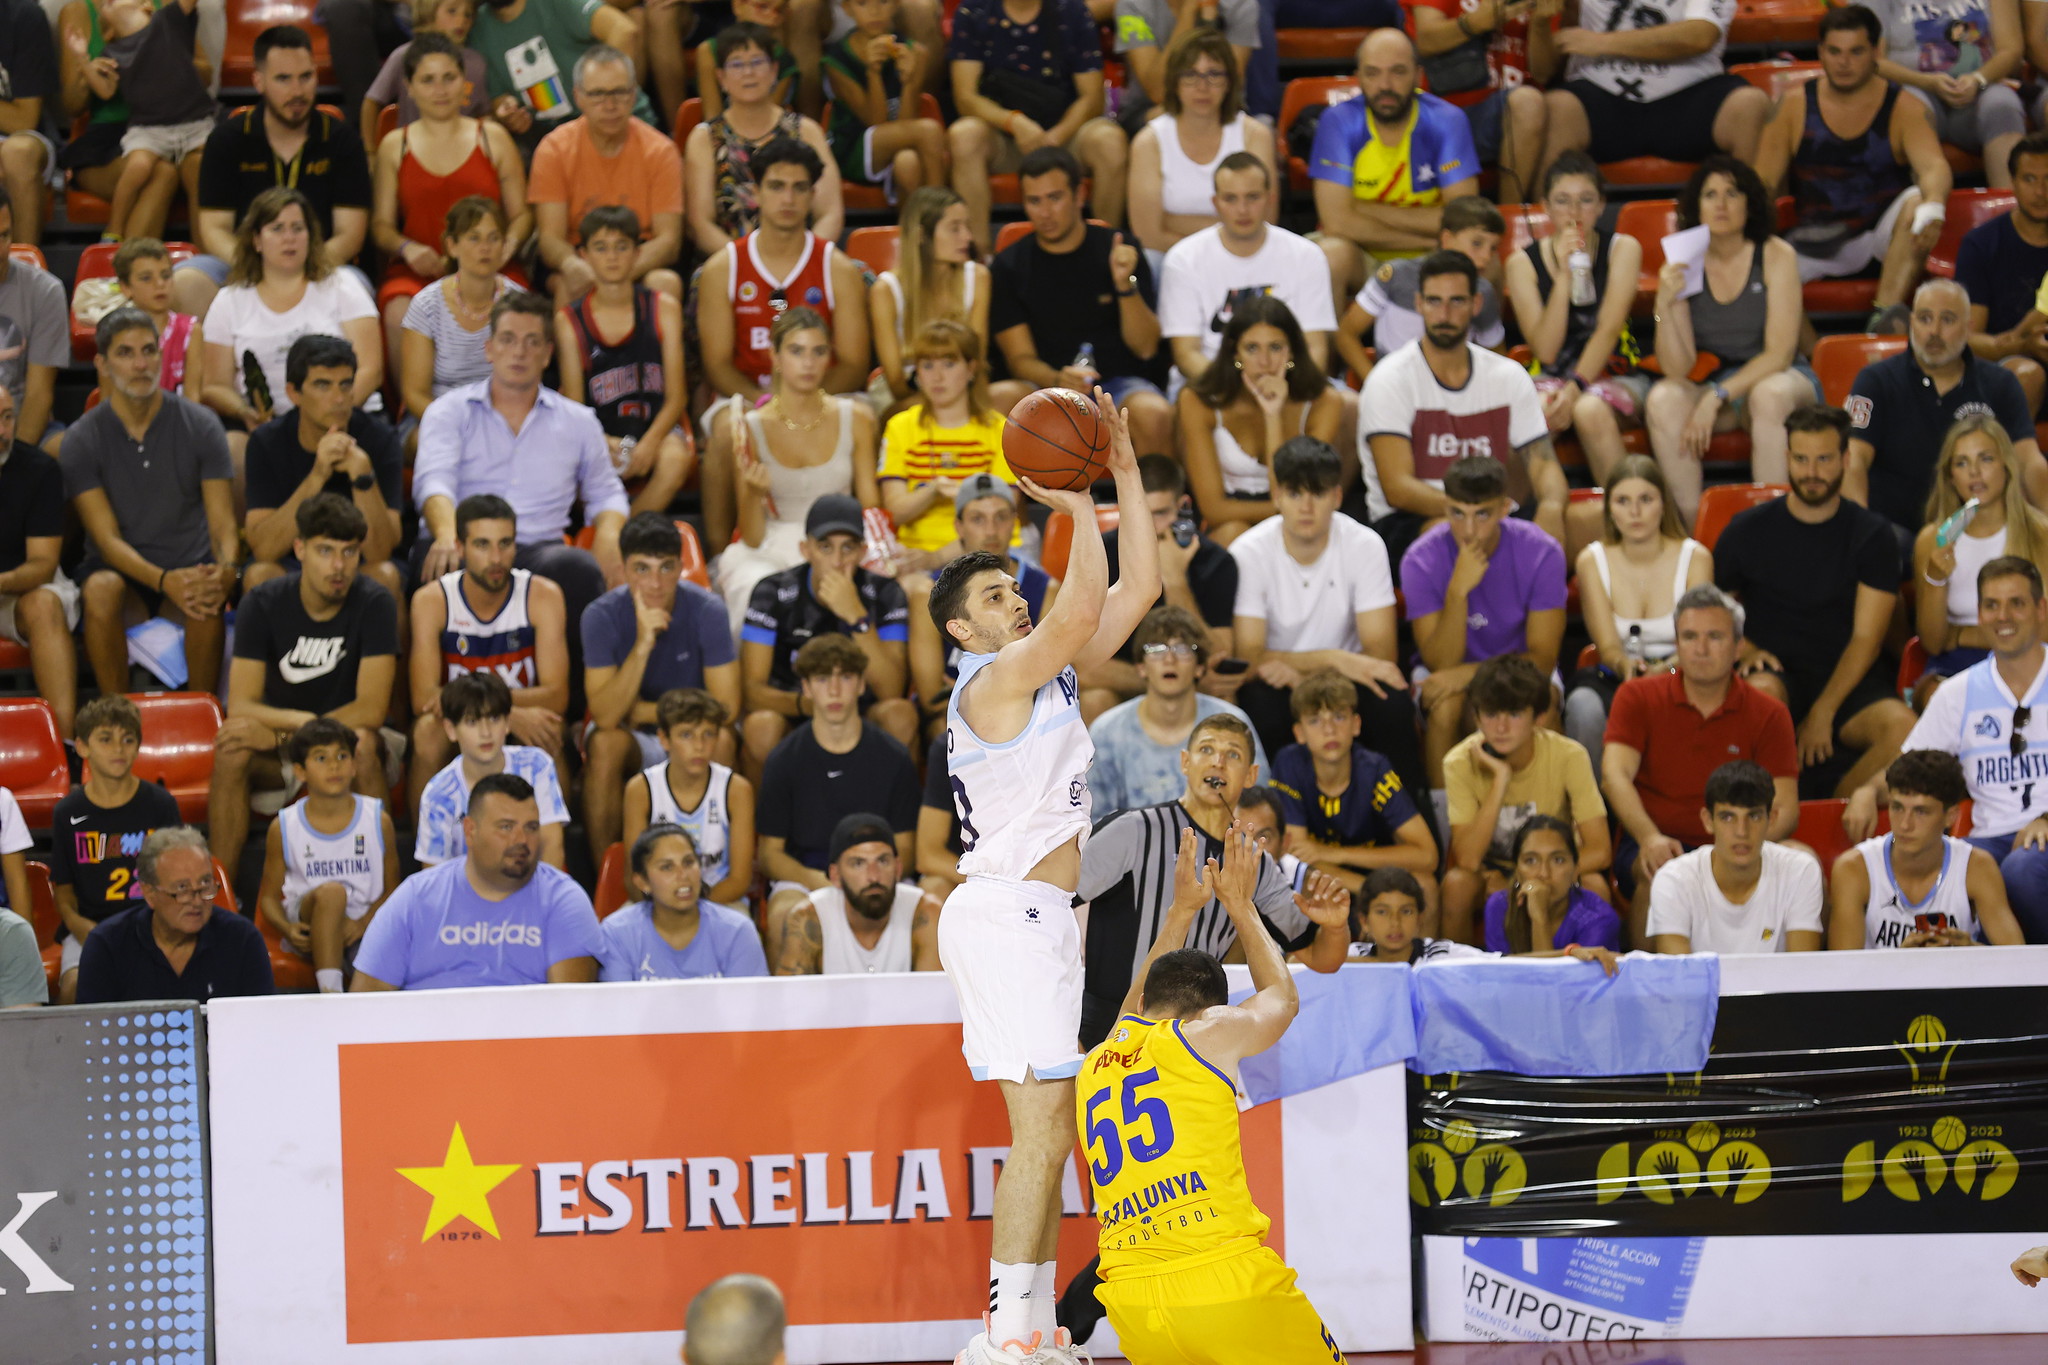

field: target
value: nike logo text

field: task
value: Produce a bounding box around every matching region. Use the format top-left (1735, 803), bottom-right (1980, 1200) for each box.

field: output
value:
top-left (277, 636), bottom-right (347, 684)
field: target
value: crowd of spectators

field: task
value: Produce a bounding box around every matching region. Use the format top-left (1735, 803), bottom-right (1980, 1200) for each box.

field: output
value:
top-left (9, 0), bottom-right (2048, 1013)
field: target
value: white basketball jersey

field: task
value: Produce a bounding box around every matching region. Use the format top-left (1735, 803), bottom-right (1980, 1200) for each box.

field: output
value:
top-left (811, 883), bottom-right (921, 974)
top-left (1856, 834), bottom-right (1980, 949)
top-left (944, 651), bottom-right (1093, 881)
top-left (642, 760), bottom-right (735, 888)
top-left (280, 794), bottom-right (386, 918)
top-left (439, 567), bottom-right (538, 688)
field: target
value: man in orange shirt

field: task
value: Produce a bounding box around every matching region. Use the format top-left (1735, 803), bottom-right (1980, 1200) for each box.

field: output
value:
top-left (528, 44), bottom-right (685, 305)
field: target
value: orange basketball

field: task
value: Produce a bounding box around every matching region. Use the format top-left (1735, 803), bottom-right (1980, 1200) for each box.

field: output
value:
top-left (1002, 388), bottom-right (1112, 492)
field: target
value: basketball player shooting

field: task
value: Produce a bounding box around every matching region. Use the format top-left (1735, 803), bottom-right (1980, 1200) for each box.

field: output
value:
top-left (928, 388), bottom-right (1158, 1365)
top-left (1080, 824), bottom-right (1340, 1365)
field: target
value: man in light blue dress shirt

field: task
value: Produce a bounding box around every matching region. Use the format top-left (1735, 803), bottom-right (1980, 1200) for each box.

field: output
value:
top-left (411, 291), bottom-right (630, 638)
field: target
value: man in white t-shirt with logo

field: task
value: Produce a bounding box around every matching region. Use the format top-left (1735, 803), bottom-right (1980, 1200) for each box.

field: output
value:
top-left (1845, 553), bottom-right (2048, 942)
top-left (1542, 0), bottom-right (1770, 176)
top-left (1648, 759), bottom-right (1824, 953)
top-left (1359, 249), bottom-right (1565, 569)
top-left (1228, 436), bottom-right (1432, 825)
top-left (1157, 152), bottom-right (1339, 386)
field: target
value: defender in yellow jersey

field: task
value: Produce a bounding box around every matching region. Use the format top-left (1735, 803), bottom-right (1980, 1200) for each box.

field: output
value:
top-left (1076, 824), bottom-right (1342, 1365)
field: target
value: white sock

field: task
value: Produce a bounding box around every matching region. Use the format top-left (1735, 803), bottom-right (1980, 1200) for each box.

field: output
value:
top-left (987, 1259), bottom-right (1037, 1349)
top-left (1030, 1261), bottom-right (1059, 1338)
top-left (316, 968), bottom-right (343, 994)
top-left (1430, 788), bottom-right (1450, 836)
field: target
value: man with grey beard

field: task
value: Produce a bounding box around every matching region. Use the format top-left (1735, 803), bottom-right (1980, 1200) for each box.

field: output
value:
top-left (1846, 276), bottom-right (2045, 555)
top-left (772, 813), bottom-right (942, 974)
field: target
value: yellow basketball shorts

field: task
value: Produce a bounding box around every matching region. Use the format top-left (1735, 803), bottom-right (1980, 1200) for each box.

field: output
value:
top-left (1095, 1245), bottom-right (1343, 1365)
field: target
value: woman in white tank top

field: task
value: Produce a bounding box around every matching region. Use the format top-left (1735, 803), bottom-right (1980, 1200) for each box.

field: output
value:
top-left (1912, 415), bottom-right (2048, 699)
top-left (1126, 28), bottom-right (1279, 279)
top-left (1565, 457), bottom-right (1713, 764)
top-left (713, 306), bottom-right (879, 633)
top-left (1175, 293), bottom-right (1341, 545)
top-left (869, 187), bottom-right (995, 404)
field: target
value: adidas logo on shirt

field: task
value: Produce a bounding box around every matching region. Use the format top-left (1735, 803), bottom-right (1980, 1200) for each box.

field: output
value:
top-left (437, 921), bottom-right (543, 947)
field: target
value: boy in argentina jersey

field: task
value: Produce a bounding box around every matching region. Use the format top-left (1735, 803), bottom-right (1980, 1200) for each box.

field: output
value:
top-left (1830, 749), bottom-right (2023, 949)
top-left (928, 387), bottom-right (1158, 1365)
top-left (1078, 824), bottom-right (1341, 1365)
top-left (1846, 555), bottom-right (2048, 940)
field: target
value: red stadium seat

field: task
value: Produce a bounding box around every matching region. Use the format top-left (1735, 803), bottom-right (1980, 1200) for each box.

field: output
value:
top-left (1812, 333), bottom-right (1906, 407)
top-left (672, 96), bottom-right (701, 151)
top-left (9, 243), bottom-right (43, 272)
top-left (1803, 276), bottom-right (1879, 316)
top-left (71, 239), bottom-right (198, 362)
top-left (1040, 504), bottom-right (1121, 580)
top-left (1899, 635), bottom-right (1932, 698)
top-left (378, 102), bottom-right (398, 143)
top-left (1693, 483), bottom-right (1786, 550)
top-left (1275, 27), bottom-right (1372, 60)
top-left (1278, 77), bottom-right (1359, 193)
top-left (27, 859), bottom-right (57, 997)
top-left (0, 699), bottom-right (70, 829)
top-left (0, 639), bottom-right (27, 673)
top-left (676, 521), bottom-right (712, 590)
top-left (1728, 0), bottom-right (1825, 46)
top-left (1927, 188), bottom-right (2015, 279)
top-left (845, 225), bottom-right (900, 274)
top-left (1599, 158), bottom-right (1698, 193)
top-left (220, 0), bottom-right (335, 89)
top-left (1613, 199), bottom-right (1677, 314)
top-left (596, 842), bottom-right (629, 919)
top-left (993, 216), bottom-right (1108, 254)
top-left (1575, 642), bottom-right (1600, 672)
top-left (1795, 798), bottom-right (1868, 885)
top-left (129, 692), bottom-right (225, 824)
top-left (1729, 60), bottom-right (1821, 99)
top-left (243, 851), bottom-right (319, 991)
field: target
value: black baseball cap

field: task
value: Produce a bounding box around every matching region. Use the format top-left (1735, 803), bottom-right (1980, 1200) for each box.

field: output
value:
top-left (828, 813), bottom-right (896, 865)
top-left (806, 494), bottom-right (866, 542)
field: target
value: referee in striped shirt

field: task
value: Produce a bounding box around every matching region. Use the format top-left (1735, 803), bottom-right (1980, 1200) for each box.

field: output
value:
top-left (1074, 711), bottom-right (1352, 1051)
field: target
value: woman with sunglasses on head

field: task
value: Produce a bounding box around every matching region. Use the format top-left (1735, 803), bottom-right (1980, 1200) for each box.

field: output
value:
top-left (707, 306), bottom-right (879, 628)
top-left (1177, 294), bottom-right (1339, 546)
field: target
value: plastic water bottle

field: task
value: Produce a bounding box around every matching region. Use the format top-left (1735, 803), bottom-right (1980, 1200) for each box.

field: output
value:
top-left (1074, 342), bottom-right (1096, 373)
top-left (1568, 249), bottom-right (1596, 307)
top-left (1624, 624), bottom-right (1644, 675)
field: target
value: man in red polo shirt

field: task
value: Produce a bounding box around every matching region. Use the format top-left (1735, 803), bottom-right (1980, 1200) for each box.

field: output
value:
top-left (1602, 584), bottom-right (1799, 944)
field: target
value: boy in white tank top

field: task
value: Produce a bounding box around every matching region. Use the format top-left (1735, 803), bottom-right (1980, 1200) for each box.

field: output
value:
top-left (257, 719), bottom-right (401, 993)
top-left (928, 391), bottom-right (1158, 1365)
top-left (771, 814), bottom-right (941, 974)
top-left (1829, 750), bottom-right (2024, 950)
top-left (623, 688), bottom-right (755, 906)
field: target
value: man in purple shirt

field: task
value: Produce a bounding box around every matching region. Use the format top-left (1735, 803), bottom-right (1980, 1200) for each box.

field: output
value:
top-left (1402, 455), bottom-right (1567, 800)
top-left (352, 772), bottom-right (603, 991)
top-left (411, 291), bottom-right (629, 643)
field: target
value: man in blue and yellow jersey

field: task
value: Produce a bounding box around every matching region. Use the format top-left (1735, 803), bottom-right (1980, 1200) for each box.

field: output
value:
top-left (1075, 822), bottom-right (1342, 1365)
top-left (1308, 27), bottom-right (1482, 322)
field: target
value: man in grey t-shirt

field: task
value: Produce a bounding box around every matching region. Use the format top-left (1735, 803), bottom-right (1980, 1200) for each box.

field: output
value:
top-left (63, 308), bottom-right (239, 698)
top-left (1113, 0), bottom-right (1259, 124)
top-left (0, 188), bottom-right (71, 447)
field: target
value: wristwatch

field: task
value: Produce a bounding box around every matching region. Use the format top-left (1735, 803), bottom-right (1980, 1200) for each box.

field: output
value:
top-left (352, 472), bottom-right (376, 491)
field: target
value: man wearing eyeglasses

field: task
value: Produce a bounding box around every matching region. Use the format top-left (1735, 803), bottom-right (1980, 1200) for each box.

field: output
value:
top-left (1085, 604), bottom-right (1267, 810)
top-left (529, 45), bottom-right (685, 307)
top-left (1845, 553), bottom-right (2048, 941)
top-left (74, 827), bottom-right (275, 1004)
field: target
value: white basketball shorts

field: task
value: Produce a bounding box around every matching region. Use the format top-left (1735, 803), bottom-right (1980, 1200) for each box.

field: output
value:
top-left (938, 875), bottom-right (1084, 1084)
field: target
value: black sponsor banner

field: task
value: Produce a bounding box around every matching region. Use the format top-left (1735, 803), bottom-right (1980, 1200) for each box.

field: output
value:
top-left (1407, 986), bottom-right (2048, 1236)
top-left (0, 1003), bottom-right (211, 1364)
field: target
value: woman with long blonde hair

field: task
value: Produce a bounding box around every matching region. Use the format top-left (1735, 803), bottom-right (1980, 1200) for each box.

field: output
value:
top-left (869, 185), bottom-right (991, 402)
top-left (1564, 454), bottom-right (1713, 764)
top-left (1914, 413), bottom-right (2048, 689)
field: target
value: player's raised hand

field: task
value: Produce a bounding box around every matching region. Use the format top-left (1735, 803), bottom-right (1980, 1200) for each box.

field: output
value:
top-left (2012, 1246), bottom-right (2048, 1285)
top-left (1167, 826), bottom-right (1213, 917)
top-left (1015, 473), bottom-right (1097, 521)
top-left (1295, 870), bottom-right (1351, 928)
top-left (1214, 821), bottom-right (1260, 914)
top-left (1089, 384), bottom-right (1139, 479)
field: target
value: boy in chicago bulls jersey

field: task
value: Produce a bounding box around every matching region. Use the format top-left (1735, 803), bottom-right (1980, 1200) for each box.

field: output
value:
top-left (1360, 248), bottom-right (1565, 566)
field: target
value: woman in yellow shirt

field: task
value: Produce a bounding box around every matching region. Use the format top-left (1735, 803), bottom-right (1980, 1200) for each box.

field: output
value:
top-left (878, 319), bottom-right (1013, 571)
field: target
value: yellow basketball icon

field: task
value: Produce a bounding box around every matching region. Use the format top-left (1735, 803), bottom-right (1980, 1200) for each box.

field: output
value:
top-left (1931, 1116), bottom-right (1967, 1152)
top-left (1685, 1120), bottom-right (1722, 1153)
top-left (1441, 1118), bottom-right (1480, 1155)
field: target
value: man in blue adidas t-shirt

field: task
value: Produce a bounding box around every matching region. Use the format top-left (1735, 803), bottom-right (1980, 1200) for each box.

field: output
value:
top-left (351, 772), bottom-right (602, 990)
